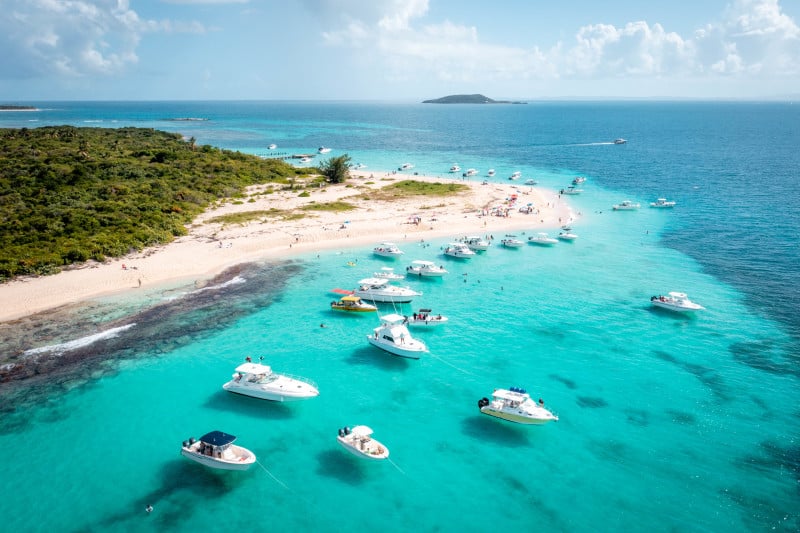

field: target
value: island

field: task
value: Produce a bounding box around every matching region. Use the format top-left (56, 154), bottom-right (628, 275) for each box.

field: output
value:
top-left (422, 94), bottom-right (526, 104)
top-left (0, 105), bottom-right (38, 111)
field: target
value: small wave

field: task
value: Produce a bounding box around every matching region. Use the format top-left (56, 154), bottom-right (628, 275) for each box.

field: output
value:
top-left (193, 275), bottom-right (246, 293)
top-left (24, 324), bottom-right (136, 357)
top-left (83, 120), bottom-right (103, 123)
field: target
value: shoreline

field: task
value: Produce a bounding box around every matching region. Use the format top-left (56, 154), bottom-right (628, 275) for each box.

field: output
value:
top-left (0, 170), bottom-right (577, 323)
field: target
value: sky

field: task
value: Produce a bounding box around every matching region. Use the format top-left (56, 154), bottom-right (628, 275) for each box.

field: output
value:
top-left (0, 0), bottom-right (798, 101)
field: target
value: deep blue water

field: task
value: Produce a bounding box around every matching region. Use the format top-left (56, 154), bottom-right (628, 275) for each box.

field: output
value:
top-left (1, 101), bottom-right (798, 532)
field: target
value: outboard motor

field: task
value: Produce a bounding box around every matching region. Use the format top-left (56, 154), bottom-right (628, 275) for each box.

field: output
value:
top-left (183, 440), bottom-right (189, 448)
top-left (478, 397), bottom-right (490, 409)
top-left (189, 437), bottom-right (196, 444)
top-left (344, 426), bottom-right (351, 435)
top-left (338, 428), bottom-right (344, 437)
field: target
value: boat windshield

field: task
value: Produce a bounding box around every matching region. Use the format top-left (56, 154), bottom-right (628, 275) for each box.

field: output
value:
top-left (249, 373), bottom-right (279, 384)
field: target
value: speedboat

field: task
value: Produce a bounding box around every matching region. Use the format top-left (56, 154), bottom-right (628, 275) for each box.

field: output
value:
top-left (528, 232), bottom-right (558, 246)
top-left (398, 163), bottom-right (414, 171)
top-left (461, 235), bottom-right (490, 251)
top-left (501, 236), bottom-right (524, 248)
top-left (509, 171), bottom-right (521, 180)
top-left (614, 138), bottom-right (627, 144)
top-left (557, 230), bottom-right (578, 241)
top-left (613, 200), bottom-right (641, 210)
top-left (572, 176), bottom-right (586, 185)
top-left (650, 198), bottom-right (676, 208)
top-left (449, 164), bottom-right (461, 173)
top-left (560, 186), bottom-right (583, 195)
top-left (181, 431), bottom-right (256, 470)
top-left (373, 242), bottom-right (404, 258)
top-left (487, 169), bottom-right (496, 176)
top-left (373, 267), bottom-right (404, 280)
top-left (337, 425), bottom-right (389, 460)
top-left (367, 313), bottom-right (428, 358)
top-left (477, 387), bottom-right (558, 425)
top-left (406, 260), bottom-right (448, 277)
top-left (464, 168), bottom-right (478, 177)
top-left (331, 295), bottom-right (378, 312)
top-left (442, 242), bottom-right (476, 259)
top-left (268, 144), bottom-right (277, 150)
top-left (650, 292), bottom-right (705, 312)
top-left (223, 361), bottom-right (319, 401)
top-left (353, 278), bottom-right (421, 303)
top-left (318, 146), bottom-right (332, 154)
top-left (407, 308), bottom-right (448, 327)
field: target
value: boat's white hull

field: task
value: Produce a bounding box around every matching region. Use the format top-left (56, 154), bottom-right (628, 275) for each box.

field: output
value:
top-left (353, 291), bottom-right (417, 303)
top-left (181, 446), bottom-right (255, 470)
top-left (337, 436), bottom-right (389, 460)
top-left (374, 251), bottom-right (404, 258)
top-left (367, 336), bottom-right (425, 358)
top-left (407, 269), bottom-right (446, 277)
top-left (444, 251), bottom-right (475, 259)
top-left (480, 407), bottom-right (556, 425)
top-left (223, 381), bottom-right (319, 401)
top-left (528, 240), bottom-right (558, 246)
top-left (651, 301), bottom-right (704, 312)
top-left (650, 204), bottom-right (675, 208)
top-left (502, 242), bottom-right (523, 248)
top-left (465, 244), bottom-right (489, 251)
top-left (408, 317), bottom-right (448, 327)
top-left (558, 234), bottom-right (578, 241)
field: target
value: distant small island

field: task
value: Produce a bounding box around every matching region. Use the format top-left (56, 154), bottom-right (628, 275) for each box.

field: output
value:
top-left (0, 105), bottom-right (38, 111)
top-left (422, 94), bottom-right (526, 104)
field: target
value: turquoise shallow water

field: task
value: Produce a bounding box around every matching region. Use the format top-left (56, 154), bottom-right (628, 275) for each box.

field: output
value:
top-left (0, 102), bottom-right (798, 532)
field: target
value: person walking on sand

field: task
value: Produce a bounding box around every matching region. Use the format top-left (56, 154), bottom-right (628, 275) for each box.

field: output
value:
top-left (138, 278), bottom-right (142, 288)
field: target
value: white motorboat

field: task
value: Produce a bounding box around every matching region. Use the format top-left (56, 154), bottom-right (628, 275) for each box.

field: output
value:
top-left (398, 163), bottom-right (414, 171)
top-left (407, 308), bottom-right (448, 327)
top-left (509, 171), bottom-right (521, 180)
top-left (528, 232), bottom-right (558, 246)
top-left (442, 242), bottom-right (476, 259)
top-left (318, 146), bottom-right (332, 154)
top-left (501, 236), bottom-right (524, 248)
top-left (572, 176), bottom-right (586, 185)
top-left (464, 168), bottom-right (478, 177)
top-left (223, 361), bottom-right (319, 401)
top-left (613, 200), bottom-right (641, 210)
top-left (299, 157), bottom-right (312, 163)
top-left (406, 260), bottom-right (448, 277)
top-left (449, 164), bottom-right (461, 173)
top-left (373, 267), bottom-right (404, 280)
top-left (181, 431), bottom-right (256, 470)
top-left (487, 169), bottom-right (496, 176)
top-left (373, 242), bottom-right (404, 258)
top-left (650, 198), bottom-right (676, 208)
top-left (353, 278), bottom-right (421, 303)
top-left (337, 425), bottom-right (389, 460)
top-left (613, 138), bottom-right (627, 144)
top-left (560, 186), bottom-right (583, 195)
top-left (557, 230), bottom-right (578, 241)
top-left (461, 235), bottom-right (490, 251)
top-left (268, 144), bottom-right (277, 150)
top-left (477, 387), bottom-right (558, 425)
top-left (367, 313), bottom-right (428, 358)
top-left (331, 295), bottom-right (378, 313)
top-left (650, 292), bottom-right (705, 312)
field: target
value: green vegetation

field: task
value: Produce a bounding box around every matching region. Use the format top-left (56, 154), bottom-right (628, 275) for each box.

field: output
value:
top-left (0, 126), bottom-right (313, 280)
top-left (300, 201), bottom-right (357, 212)
top-left (319, 154), bottom-right (352, 184)
top-left (363, 180), bottom-right (469, 201)
top-left (206, 209), bottom-right (305, 225)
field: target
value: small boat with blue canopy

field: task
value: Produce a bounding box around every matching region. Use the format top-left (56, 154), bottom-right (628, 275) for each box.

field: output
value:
top-left (477, 387), bottom-right (558, 425)
top-left (181, 430), bottom-right (256, 470)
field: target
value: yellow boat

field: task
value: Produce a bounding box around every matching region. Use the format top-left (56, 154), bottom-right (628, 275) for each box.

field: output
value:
top-left (330, 295), bottom-right (378, 312)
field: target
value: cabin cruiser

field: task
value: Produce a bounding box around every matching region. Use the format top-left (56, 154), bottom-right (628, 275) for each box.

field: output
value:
top-left (373, 242), bottom-right (404, 258)
top-left (614, 138), bottom-right (627, 144)
top-left (509, 171), bottom-right (521, 180)
top-left (612, 200), bottom-right (641, 210)
top-left (650, 292), bottom-right (705, 312)
top-left (367, 313), bottom-right (428, 358)
top-left (528, 232), bottom-right (558, 246)
top-left (406, 260), bottom-right (448, 277)
top-left (650, 198), bottom-right (676, 208)
top-left (373, 267), bottom-right (404, 280)
top-left (501, 236), bottom-right (524, 248)
top-left (331, 295), bottom-right (378, 312)
top-left (223, 360), bottom-right (319, 401)
top-left (477, 387), bottom-right (558, 425)
top-left (487, 169), bottom-right (496, 177)
top-left (461, 235), bottom-right (490, 251)
top-left (442, 242), bottom-right (476, 259)
top-left (572, 176), bottom-right (586, 185)
top-left (464, 168), bottom-right (478, 177)
top-left (449, 164), bottom-right (461, 173)
top-left (557, 230), bottom-right (578, 241)
top-left (317, 146), bottom-right (332, 154)
top-left (398, 163), bottom-right (414, 171)
top-left (337, 425), bottom-right (389, 460)
top-left (181, 431), bottom-right (256, 470)
top-left (560, 186), bottom-right (583, 195)
top-left (353, 278), bottom-right (421, 303)
top-left (407, 308), bottom-right (448, 327)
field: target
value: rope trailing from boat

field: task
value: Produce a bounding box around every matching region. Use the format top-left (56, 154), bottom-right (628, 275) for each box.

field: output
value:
top-left (429, 353), bottom-right (474, 376)
top-left (387, 458), bottom-right (406, 476)
top-left (256, 460), bottom-right (291, 491)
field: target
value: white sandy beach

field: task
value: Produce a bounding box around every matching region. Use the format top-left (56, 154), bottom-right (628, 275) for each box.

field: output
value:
top-left (0, 171), bottom-right (577, 323)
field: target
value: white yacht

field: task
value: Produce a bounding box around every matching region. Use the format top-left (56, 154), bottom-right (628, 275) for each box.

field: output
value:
top-left (614, 138), bottom-right (627, 144)
top-left (509, 171), bottom-right (521, 180)
top-left (501, 236), bottom-right (524, 248)
top-left (406, 260), bottom-right (448, 277)
top-left (223, 361), bottom-right (319, 401)
top-left (181, 431), bottom-right (256, 470)
top-left (650, 292), bottom-right (705, 312)
top-left (407, 308), bottom-right (448, 327)
top-left (353, 278), bottom-right (421, 303)
top-left (367, 313), bottom-right (428, 358)
top-left (560, 186), bottom-right (583, 195)
top-left (461, 235), bottom-right (490, 251)
top-left (487, 169), bottom-right (496, 177)
top-left (442, 242), bottom-right (476, 259)
top-left (318, 146), bottom-right (332, 154)
top-left (373, 267), bottom-right (404, 280)
top-left (373, 242), bottom-right (404, 258)
top-left (613, 200), bottom-right (641, 210)
top-left (268, 144), bottom-right (277, 150)
top-left (478, 387), bottom-right (558, 425)
top-left (464, 168), bottom-right (478, 177)
top-left (557, 230), bottom-right (578, 241)
top-left (337, 425), bottom-right (389, 460)
top-left (528, 232), bottom-right (558, 246)
top-left (449, 164), bottom-right (461, 173)
top-left (398, 163), bottom-right (414, 171)
top-left (572, 176), bottom-right (586, 185)
top-left (650, 198), bottom-right (676, 208)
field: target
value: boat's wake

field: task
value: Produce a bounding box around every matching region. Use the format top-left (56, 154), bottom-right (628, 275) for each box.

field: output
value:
top-left (23, 324), bottom-right (136, 357)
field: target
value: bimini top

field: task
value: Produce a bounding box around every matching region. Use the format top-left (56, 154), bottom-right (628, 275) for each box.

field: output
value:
top-left (358, 278), bottom-right (389, 287)
top-left (379, 313), bottom-right (407, 324)
top-left (350, 425), bottom-right (373, 437)
top-left (199, 431), bottom-right (237, 446)
top-left (340, 295), bottom-right (362, 302)
top-left (234, 362), bottom-right (272, 374)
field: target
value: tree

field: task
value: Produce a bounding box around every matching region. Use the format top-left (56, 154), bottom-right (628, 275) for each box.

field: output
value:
top-left (320, 154), bottom-right (351, 184)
